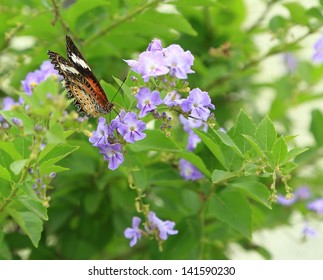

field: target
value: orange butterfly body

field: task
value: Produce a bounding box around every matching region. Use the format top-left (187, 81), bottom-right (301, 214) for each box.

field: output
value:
top-left (48, 35), bottom-right (114, 117)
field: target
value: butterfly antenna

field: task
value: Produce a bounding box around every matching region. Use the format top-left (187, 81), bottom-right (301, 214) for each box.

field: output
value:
top-left (111, 77), bottom-right (126, 103)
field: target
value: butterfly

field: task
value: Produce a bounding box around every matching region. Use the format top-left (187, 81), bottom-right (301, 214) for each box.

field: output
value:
top-left (47, 35), bottom-right (114, 117)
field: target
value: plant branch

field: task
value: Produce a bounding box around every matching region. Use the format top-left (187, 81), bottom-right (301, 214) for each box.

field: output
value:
top-left (246, 0), bottom-right (282, 33)
top-left (84, 0), bottom-right (167, 46)
top-left (205, 23), bottom-right (323, 92)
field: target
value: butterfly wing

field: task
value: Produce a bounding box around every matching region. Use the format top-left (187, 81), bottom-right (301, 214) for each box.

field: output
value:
top-left (47, 36), bottom-right (114, 117)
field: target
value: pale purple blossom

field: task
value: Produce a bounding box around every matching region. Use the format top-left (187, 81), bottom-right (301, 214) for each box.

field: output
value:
top-left (283, 52), bottom-right (297, 73)
top-left (124, 217), bottom-right (142, 247)
top-left (179, 115), bottom-right (207, 151)
top-left (136, 87), bottom-right (162, 117)
top-left (116, 112), bottom-right (146, 143)
top-left (180, 88), bottom-right (215, 121)
top-left (148, 211), bottom-right (178, 240)
top-left (124, 51), bottom-right (169, 82)
top-left (89, 117), bottom-right (113, 147)
top-left (163, 44), bottom-right (195, 79)
top-left (307, 198), bottom-right (323, 214)
top-left (11, 117), bottom-right (23, 127)
top-left (313, 36), bottom-right (323, 63)
top-left (277, 186), bottom-right (312, 206)
top-left (179, 159), bottom-right (203, 181)
top-left (100, 143), bottom-right (124, 170)
top-left (295, 186), bottom-right (311, 200)
top-left (277, 194), bottom-right (298, 206)
top-left (124, 39), bottom-right (195, 81)
top-left (2, 97), bottom-right (19, 111)
top-left (147, 38), bottom-right (163, 52)
top-left (163, 90), bottom-right (181, 107)
top-left (302, 222), bottom-right (317, 238)
top-left (21, 60), bottom-right (60, 95)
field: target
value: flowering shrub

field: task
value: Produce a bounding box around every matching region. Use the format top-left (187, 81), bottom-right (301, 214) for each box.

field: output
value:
top-left (0, 0), bottom-right (323, 260)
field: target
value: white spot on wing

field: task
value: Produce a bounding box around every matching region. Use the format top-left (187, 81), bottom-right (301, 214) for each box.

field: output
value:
top-left (71, 53), bottom-right (91, 70)
top-left (61, 64), bottom-right (80, 75)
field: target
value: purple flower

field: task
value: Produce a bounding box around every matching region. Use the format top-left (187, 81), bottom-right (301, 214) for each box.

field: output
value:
top-left (180, 88), bottom-right (215, 121)
top-left (124, 217), bottom-right (142, 247)
top-left (302, 222), bottom-right (317, 238)
top-left (148, 211), bottom-right (178, 240)
top-left (89, 117), bottom-right (113, 147)
top-left (163, 90), bottom-right (181, 107)
top-left (277, 194), bottom-right (297, 206)
top-left (11, 117), bottom-right (23, 127)
top-left (1, 97), bottom-right (20, 123)
top-left (179, 159), bottom-right (203, 181)
top-left (147, 38), bottom-right (163, 52)
top-left (307, 198), bottom-right (323, 214)
top-left (295, 186), bottom-right (311, 200)
top-left (124, 51), bottom-right (169, 82)
top-left (100, 143), bottom-right (124, 170)
top-left (49, 172), bottom-right (56, 179)
top-left (283, 52), bottom-right (297, 73)
top-left (136, 88), bottom-right (162, 117)
top-left (179, 115), bottom-right (207, 151)
top-left (313, 36), bottom-right (323, 63)
top-left (163, 44), bottom-right (195, 79)
top-left (116, 112), bottom-right (146, 144)
top-left (21, 60), bottom-right (59, 95)
top-left (2, 97), bottom-right (19, 111)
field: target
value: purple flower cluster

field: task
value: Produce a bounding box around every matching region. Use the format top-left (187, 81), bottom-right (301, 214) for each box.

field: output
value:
top-left (124, 211), bottom-right (178, 247)
top-left (21, 61), bottom-right (60, 95)
top-left (125, 39), bottom-right (194, 82)
top-left (89, 111), bottom-right (146, 170)
top-left (125, 39), bottom-right (216, 180)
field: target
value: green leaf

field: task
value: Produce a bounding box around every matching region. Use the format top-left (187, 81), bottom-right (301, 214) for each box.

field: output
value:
top-left (13, 136), bottom-right (32, 159)
top-left (228, 179), bottom-right (271, 209)
top-left (286, 147), bottom-right (308, 162)
top-left (15, 195), bottom-right (48, 220)
top-left (230, 110), bottom-right (257, 153)
top-left (194, 129), bottom-right (228, 169)
top-left (129, 130), bottom-right (181, 152)
top-left (208, 190), bottom-right (252, 239)
top-left (242, 135), bottom-right (264, 157)
top-left (138, 11), bottom-right (197, 36)
top-left (271, 136), bottom-right (288, 165)
top-left (212, 169), bottom-right (237, 184)
top-left (255, 116), bottom-right (277, 151)
top-left (38, 144), bottom-right (79, 165)
top-left (7, 202), bottom-right (43, 247)
top-left (310, 109), bottom-right (323, 146)
top-left (0, 142), bottom-right (22, 161)
top-left (0, 110), bottom-right (34, 134)
top-left (213, 130), bottom-right (244, 158)
top-left (10, 159), bottom-right (28, 175)
top-left (0, 231), bottom-right (12, 260)
top-left (284, 2), bottom-right (308, 25)
top-left (268, 15), bottom-right (288, 32)
top-left (170, 0), bottom-right (217, 6)
top-left (178, 151), bottom-right (211, 178)
top-left (0, 165), bottom-right (12, 182)
top-left (46, 123), bottom-right (66, 144)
